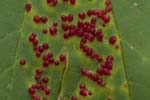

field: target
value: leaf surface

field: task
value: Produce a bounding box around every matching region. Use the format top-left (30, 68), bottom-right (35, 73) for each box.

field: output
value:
top-left (112, 0), bottom-right (150, 100)
top-left (0, 0), bottom-right (149, 100)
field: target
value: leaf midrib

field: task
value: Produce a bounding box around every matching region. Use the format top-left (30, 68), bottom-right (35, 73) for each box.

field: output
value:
top-left (111, 5), bottom-right (132, 100)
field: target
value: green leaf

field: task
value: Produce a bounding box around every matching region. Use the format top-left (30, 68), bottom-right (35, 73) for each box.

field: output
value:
top-left (0, 0), bottom-right (149, 100)
top-left (112, 0), bottom-right (150, 100)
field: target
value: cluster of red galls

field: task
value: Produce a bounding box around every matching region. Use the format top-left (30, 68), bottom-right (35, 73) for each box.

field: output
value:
top-left (33, 15), bottom-right (48, 24)
top-left (28, 32), bottom-right (66, 67)
top-left (22, 32), bottom-right (66, 100)
top-left (23, 0), bottom-right (115, 100)
top-left (79, 83), bottom-right (92, 97)
top-left (28, 68), bottom-right (50, 100)
top-left (80, 55), bottom-right (114, 87)
top-left (71, 83), bottom-right (92, 100)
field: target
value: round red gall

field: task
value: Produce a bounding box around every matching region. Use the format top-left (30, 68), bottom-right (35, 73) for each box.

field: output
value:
top-left (102, 68), bottom-right (111, 76)
top-left (32, 94), bottom-right (40, 100)
top-left (71, 96), bottom-right (77, 100)
top-left (80, 68), bottom-right (88, 76)
top-left (59, 54), bottom-right (66, 62)
top-left (35, 84), bottom-right (41, 89)
top-left (96, 68), bottom-right (103, 76)
top-left (47, 0), bottom-right (58, 6)
top-left (28, 87), bottom-right (35, 94)
top-left (78, 12), bottom-right (86, 19)
top-left (42, 43), bottom-right (49, 50)
top-left (38, 45), bottom-right (44, 52)
top-left (61, 15), bottom-right (67, 22)
top-left (42, 28), bottom-right (48, 34)
top-left (33, 15), bottom-right (40, 23)
top-left (96, 29), bottom-right (103, 42)
top-left (36, 69), bottom-right (43, 75)
top-left (97, 79), bottom-right (106, 87)
top-left (52, 0), bottom-right (58, 6)
top-left (19, 59), bottom-right (26, 65)
top-left (70, 0), bottom-right (76, 5)
top-left (67, 14), bottom-right (74, 22)
top-left (63, 33), bottom-right (69, 39)
top-left (49, 26), bottom-right (57, 35)
top-left (33, 39), bottom-right (38, 46)
top-left (25, 3), bottom-right (32, 12)
top-left (42, 77), bottom-right (49, 83)
top-left (103, 15), bottom-right (110, 23)
top-left (36, 51), bottom-right (41, 58)
top-left (87, 9), bottom-right (93, 16)
top-left (28, 35), bottom-right (35, 42)
top-left (47, 52), bottom-right (53, 58)
top-left (34, 74), bottom-right (41, 81)
top-left (40, 16), bottom-right (48, 24)
top-left (91, 17), bottom-right (97, 25)
top-left (31, 32), bottom-right (37, 37)
top-left (106, 55), bottom-right (114, 62)
top-left (109, 35), bottom-right (117, 45)
top-left (105, 0), bottom-right (111, 5)
top-left (44, 88), bottom-right (51, 95)
top-left (80, 83), bottom-right (86, 89)
top-left (31, 84), bottom-right (36, 89)
top-left (54, 60), bottom-right (60, 65)
top-left (96, 55), bottom-right (103, 62)
top-left (106, 5), bottom-right (112, 12)
top-left (43, 54), bottom-right (49, 61)
top-left (42, 60), bottom-right (50, 67)
top-left (80, 89), bottom-right (87, 97)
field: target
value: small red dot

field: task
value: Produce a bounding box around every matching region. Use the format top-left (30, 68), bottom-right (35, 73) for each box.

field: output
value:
top-left (42, 28), bottom-right (48, 34)
top-left (80, 83), bottom-right (86, 89)
top-left (42, 77), bottom-right (49, 83)
top-left (33, 15), bottom-right (40, 23)
top-left (61, 15), bottom-right (67, 22)
top-left (44, 88), bottom-right (51, 95)
top-left (71, 96), bottom-right (77, 100)
top-left (70, 0), bottom-right (76, 5)
top-left (36, 51), bottom-right (41, 58)
top-left (105, 5), bottom-right (112, 12)
top-left (78, 12), bottom-right (86, 20)
top-left (49, 26), bottom-right (57, 35)
top-left (28, 87), bottom-right (35, 94)
top-left (42, 43), bottom-right (49, 50)
top-left (32, 39), bottom-right (38, 46)
top-left (59, 54), bottom-right (66, 62)
top-left (19, 59), bottom-right (26, 65)
top-left (105, 0), bottom-right (111, 6)
top-left (35, 68), bottom-right (43, 75)
top-left (54, 60), bottom-right (60, 65)
top-left (40, 16), bottom-right (48, 24)
top-left (25, 3), bottom-right (32, 12)
top-left (102, 15), bottom-right (110, 23)
top-left (109, 35), bottom-right (117, 45)
top-left (79, 89), bottom-right (87, 97)
top-left (67, 14), bottom-right (74, 22)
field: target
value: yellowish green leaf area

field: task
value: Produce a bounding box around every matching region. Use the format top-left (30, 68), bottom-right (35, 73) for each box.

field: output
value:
top-left (0, 0), bottom-right (130, 100)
